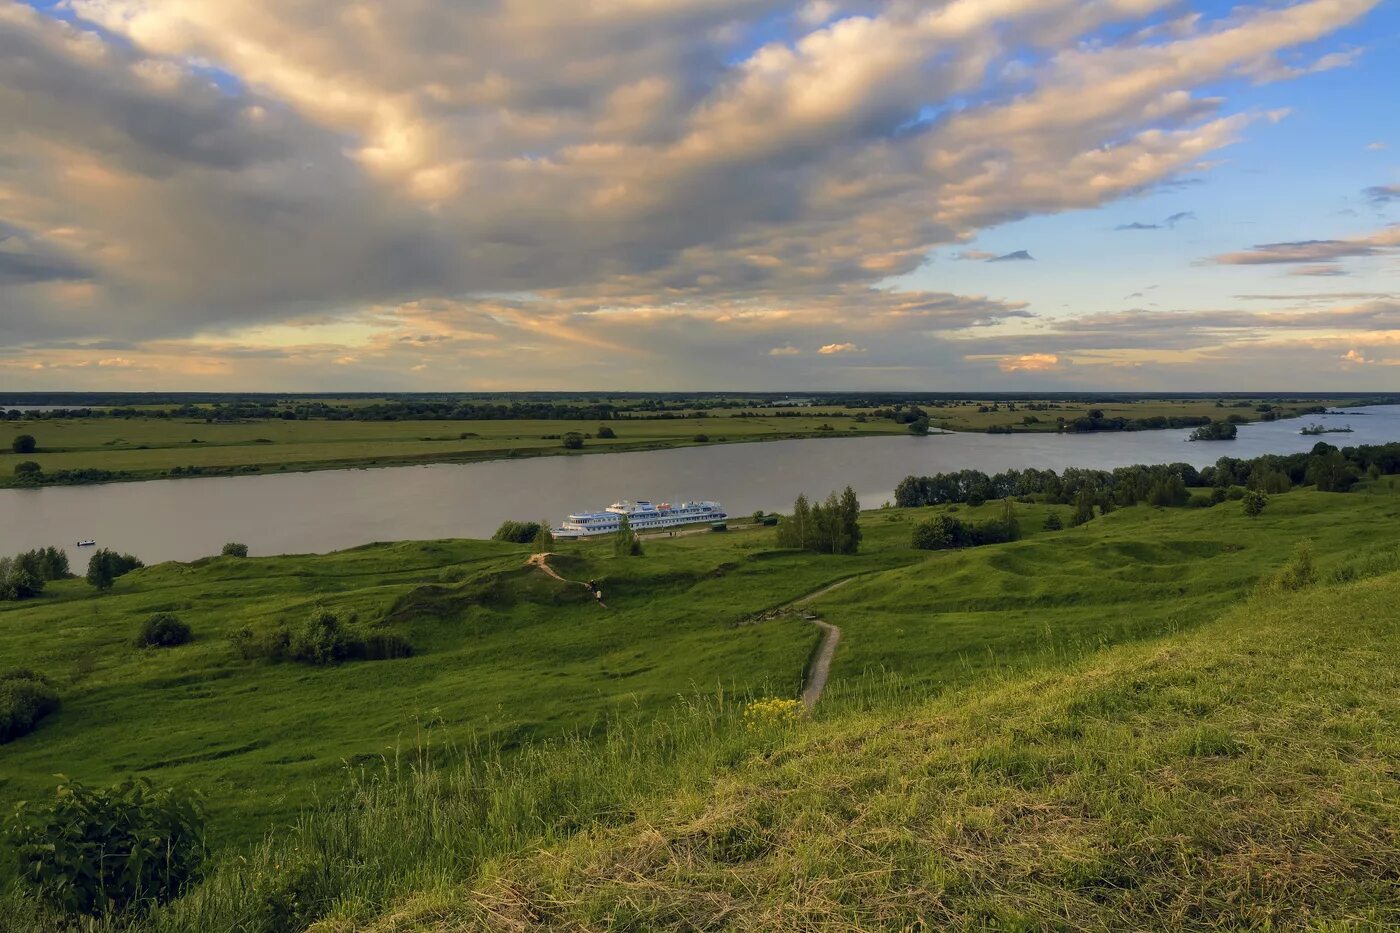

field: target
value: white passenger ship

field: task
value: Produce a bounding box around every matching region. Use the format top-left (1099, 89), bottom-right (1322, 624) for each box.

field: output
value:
top-left (554, 500), bottom-right (726, 538)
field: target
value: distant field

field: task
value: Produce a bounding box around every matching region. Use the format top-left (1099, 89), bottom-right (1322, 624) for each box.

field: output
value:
top-left (923, 397), bottom-right (1352, 432)
top-left (0, 413), bottom-right (898, 486)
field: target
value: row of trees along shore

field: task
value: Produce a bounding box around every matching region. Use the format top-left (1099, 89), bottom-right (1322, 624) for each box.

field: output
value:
top-left (894, 441), bottom-right (1397, 509)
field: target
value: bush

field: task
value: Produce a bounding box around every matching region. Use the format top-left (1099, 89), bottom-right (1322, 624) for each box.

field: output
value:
top-left (11, 433), bottom-right (36, 453)
top-left (1188, 421), bottom-right (1238, 441)
top-left (361, 630), bottom-right (415, 660)
top-left (13, 459), bottom-right (42, 479)
top-left (137, 613), bottom-right (192, 648)
top-left (596, 425), bottom-right (616, 439)
top-left (692, 434), bottom-right (710, 443)
top-left (493, 520), bottom-right (542, 544)
top-left (220, 542), bottom-right (249, 558)
top-left (4, 777), bottom-right (205, 917)
top-left (291, 610), bottom-right (360, 665)
top-left (1242, 489), bottom-right (1268, 518)
top-left (561, 432), bottom-right (585, 450)
top-left (86, 549), bottom-right (144, 591)
top-left (1043, 512), bottom-right (1063, 531)
top-left (0, 557), bottom-right (45, 601)
top-left (1272, 541), bottom-right (1317, 592)
top-left (0, 668), bottom-right (60, 744)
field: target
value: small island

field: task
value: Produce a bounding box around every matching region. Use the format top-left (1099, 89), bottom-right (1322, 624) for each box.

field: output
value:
top-left (1300, 423), bottom-right (1354, 436)
top-left (1188, 421), bottom-right (1238, 441)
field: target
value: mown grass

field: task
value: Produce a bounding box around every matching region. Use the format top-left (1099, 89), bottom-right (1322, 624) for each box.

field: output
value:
top-left (2, 484), bottom-right (1398, 928)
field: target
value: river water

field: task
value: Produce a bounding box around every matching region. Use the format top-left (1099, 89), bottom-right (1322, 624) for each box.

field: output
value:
top-left (3, 407), bottom-right (1397, 565)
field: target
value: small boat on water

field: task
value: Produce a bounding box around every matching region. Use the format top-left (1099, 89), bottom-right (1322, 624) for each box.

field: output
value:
top-left (554, 499), bottom-right (726, 538)
top-left (76, 539), bottom-right (96, 547)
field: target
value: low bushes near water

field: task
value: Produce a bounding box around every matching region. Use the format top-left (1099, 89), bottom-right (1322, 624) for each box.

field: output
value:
top-left (219, 542), bottom-right (248, 558)
top-left (0, 668), bottom-right (60, 744)
top-left (85, 549), bottom-right (144, 591)
top-left (913, 500), bottom-right (1021, 551)
top-left (137, 613), bottom-right (192, 649)
top-left (0, 547), bottom-right (72, 601)
top-left (492, 520), bottom-right (542, 544)
top-left (4, 777), bottom-right (206, 919)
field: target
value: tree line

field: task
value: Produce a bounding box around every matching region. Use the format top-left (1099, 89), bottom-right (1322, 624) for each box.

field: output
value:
top-left (776, 487), bottom-right (862, 554)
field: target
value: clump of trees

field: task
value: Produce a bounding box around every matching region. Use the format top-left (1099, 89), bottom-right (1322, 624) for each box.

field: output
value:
top-left (493, 520), bottom-right (542, 543)
top-left (913, 500), bottom-right (1020, 551)
top-left (614, 514), bottom-right (642, 557)
top-left (220, 542), bottom-right (249, 558)
top-left (137, 613), bottom-right (192, 648)
top-left (0, 547), bottom-right (72, 601)
top-left (231, 610), bottom-right (413, 665)
top-left (85, 550), bottom-right (144, 591)
top-left (561, 432), bottom-right (585, 449)
top-left (534, 521), bottom-right (553, 553)
top-left (1189, 421), bottom-right (1238, 441)
top-left (11, 434), bottom-right (36, 453)
top-left (908, 417), bottom-right (930, 436)
top-left (0, 668), bottom-right (60, 744)
top-left (4, 776), bottom-right (205, 917)
top-left (776, 487), bottom-right (862, 554)
top-left (596, 425), bottom-right (617, 438)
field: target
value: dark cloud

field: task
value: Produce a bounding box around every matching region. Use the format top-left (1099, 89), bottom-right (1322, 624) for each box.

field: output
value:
top-left (1116, 211), bottom-right (1194, 231)
top-left (987, 250), bottom-right (1035, 262)
top-left (1365, 184), bottom-right (1400, 204)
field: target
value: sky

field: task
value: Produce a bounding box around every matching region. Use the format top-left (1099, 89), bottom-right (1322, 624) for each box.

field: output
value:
top-left (0, 0), bottom-right (1397, 392)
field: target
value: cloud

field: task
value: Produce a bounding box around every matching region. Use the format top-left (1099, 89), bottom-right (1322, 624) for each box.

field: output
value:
top-left (996, 353), bottom-right (1061, 373)
top-left (1364, 184), bottom-right (1400, 204)
top-left (987, 250), bottom-right (1035, 263)
top-left (1289, 264), bottom-right (1350, 277)
top-left (768, 345), bottom-right (802, 356)
top-left (953, 250), bottom-right (998, 261)
top-left (817, 342), bottom-right (862, 355)
top-left (1366, 142), bottom-right (1387, 152)
top-left (0, 0), bottom-right (1384, 388)
top-left (1116, 211), bottom-right (1195, 231)
top-left (1208, 225), bottom-right (1400, 266)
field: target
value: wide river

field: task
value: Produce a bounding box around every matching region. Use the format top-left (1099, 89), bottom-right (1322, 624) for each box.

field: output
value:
top-left (4, 407), bottom-right (1399, 565)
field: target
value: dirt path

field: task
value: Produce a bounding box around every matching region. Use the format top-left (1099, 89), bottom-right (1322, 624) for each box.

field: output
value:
top-left (788, 578), bottom-right (852, 709)
top-left (526, 553), bottom-right (607, 608)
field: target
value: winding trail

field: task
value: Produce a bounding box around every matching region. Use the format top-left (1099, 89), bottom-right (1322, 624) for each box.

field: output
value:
top-left (789, 578), bottom-right (852, 709)
top-left (527, 550), bottom-right (850, 705)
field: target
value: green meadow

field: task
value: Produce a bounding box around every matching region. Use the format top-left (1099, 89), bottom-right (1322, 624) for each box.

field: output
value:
top-left (2, 481), bottom-right (1398, 929)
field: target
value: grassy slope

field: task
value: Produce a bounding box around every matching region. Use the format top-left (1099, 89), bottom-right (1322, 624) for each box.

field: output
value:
top-left (0, 414), bottom-right (899, 486)
top-left (422, 572), bottom-right (1398, 932)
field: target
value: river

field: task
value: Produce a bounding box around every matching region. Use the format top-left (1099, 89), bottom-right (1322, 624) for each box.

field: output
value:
top-left (3, 407), bottom-right (1397, 565)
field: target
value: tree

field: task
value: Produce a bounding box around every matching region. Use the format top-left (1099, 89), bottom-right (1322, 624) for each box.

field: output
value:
top-left (1043, 511), bottom-right (1063, 531)
top-left (596, 425), bottom-right (616, 439)
top-left (776, 493), bottom-right (810, 549)
top-left (220, 542), bottom-right (249, 558)
top-left (533, 520), bottom-right (554, 553)
top-left (561, 432), bottom-right (585, 449)
top-left (613, 513), bottom-right (641, 557)
top-left (1000, 499), bottom-right (1021, 541)
top-left (0, 559), bottom-right (45, 601)
top-left (1071, 489), bottom-right (1095, 527)
top-left (1305, 451), bottom-right (1357, 493)
top-left (137, 613), bottom-right (192, 648)
top-left (1242, 489), bottom-right (1268, 518)
top-left (838, 486), bottom-right (862, 554)
top-left (85, 549), bottom-right (143, 591)
top-left (912, 515), bottom-right (966, 550)
top-left (492, 520), bottom-right (541, 543)
top-left (11, 434), bottom-right (36, 454)
top-left (908, 417), bottom-right (930, 436)
top-left (13, 461), bottom-right (41, 479)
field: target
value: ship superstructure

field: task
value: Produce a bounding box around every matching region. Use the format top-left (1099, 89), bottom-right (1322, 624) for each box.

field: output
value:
top-left (554, 500), bottom-right (726, 537)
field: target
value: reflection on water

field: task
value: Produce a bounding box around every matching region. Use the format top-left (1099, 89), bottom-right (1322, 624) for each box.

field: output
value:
top-left (3, 407), bottom-right (1398, 565)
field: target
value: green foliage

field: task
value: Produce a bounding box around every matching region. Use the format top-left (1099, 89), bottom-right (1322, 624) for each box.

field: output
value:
top-left (5, 777), bottom-right (205, 917)
top-left (911, 508), bottom-right (1020, 551)
top-left (533, 520), bottom-right (554, 553)
top-left (219, 542), bottom-right (249, 558)
top-left (0, 558), bottom-right (45, 601)
top-left (137, 613), bottom-right (192, 649)
top-left (692, 433), bottom-right (709, 442)
top-left (11, 433), bottom-right (36, 453)
top-left (291, 610), bottom-right (362, 665)
top-left (596, 425), bottom-right (616, 439)
top-left (492, 520), bottom-right (542, 544)
top-left (1042, 511), bottom-right (1063, 531)
top-left (1146, 474), bottom-right (1189, 507)
top-left (613, 514), bottom-right (642, 557)
top-left (85, 549), bottom-right (144, 591)
top-left (360, 630), bottom-right (415, 661)
top-left (561, 432), bottom-right (585, 449)
top-left (1269, 541), bottom-right (1317, 592)
top-left (775, 487), bottom-right (861, 554)
top-left (0, 668), bottom-right (60, 744)
top-left (1071, 489), bottom-right (1096, 527)
top-left (1188, 421), bottom-right (1238, 441)
top-left (13, 460), bottom-right (41, 479)
top-left (1305, 450), bottom-right (1358, 492)
top-left (233, 611), bottom-right (414, 666)
top-left (907, 416), bottom-right (930, 435)
top-left (1242, 489), bottom-right (1268, 518)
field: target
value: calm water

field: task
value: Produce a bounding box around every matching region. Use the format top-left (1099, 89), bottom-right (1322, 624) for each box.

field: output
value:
top-left (3, 407), bottom-right (1397, 565)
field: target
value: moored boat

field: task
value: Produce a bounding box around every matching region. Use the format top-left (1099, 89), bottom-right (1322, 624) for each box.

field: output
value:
top-left (554, 500), bottom-right (726, 538)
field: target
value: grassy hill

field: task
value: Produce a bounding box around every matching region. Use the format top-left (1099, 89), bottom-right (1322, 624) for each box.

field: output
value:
top-left (2, 484), bottom-right (1398, 929)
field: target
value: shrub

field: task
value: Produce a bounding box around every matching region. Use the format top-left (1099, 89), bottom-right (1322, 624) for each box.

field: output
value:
top-left (743, 697), bottom-right (803, 728)
top-left (86, 549), bottom-right (144, 591)
top-left (1043, 512), bottom-right (1063, 531)
top-left (908, 417), bottom-right (930, 435)
top-left (561, 432), bottom-right (585, 450)
top-left (4, 777), bottom-right (205, 917)
top-left (1188, 421), bottom-right (1238, 441)
top-left (0, 558), bottom-right (45, 601)
top-left (692, 434), bottom-right (710, 443)
top-left (596, 425), bottom-right (616, 439)
top-left (290, 610), bottom-right (360, 665)
top-left (137, 613), bottom-right (192, 648)
top-left (0, 668), bottom-right (60, 743)
top-left (1242, 489), bottom-right (1268, 518)
top-left (13, 459), bottom-right (42, 479)
top-left (220, 542), bottom-right (249, 558)
top-left (492, 520), bottom-right (542, 544)
top-left (1272, 541), bottom-right (1317, 592)
top-left (361, 630), bottom-right (415, 660)
top-left (11, 433), bottom-right (36, 453)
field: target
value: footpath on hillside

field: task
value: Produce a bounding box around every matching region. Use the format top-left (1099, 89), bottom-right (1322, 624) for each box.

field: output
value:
top-left (525, 553), bottom-right (607, 608)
